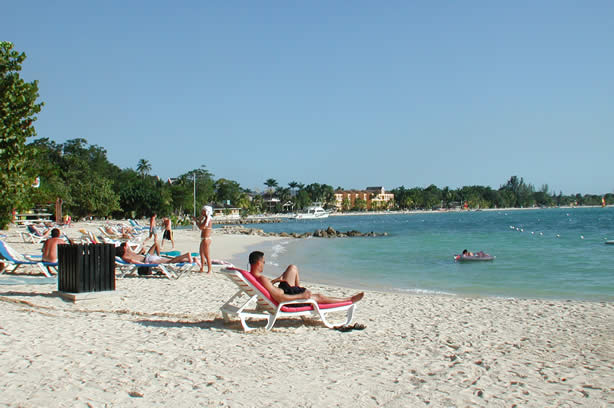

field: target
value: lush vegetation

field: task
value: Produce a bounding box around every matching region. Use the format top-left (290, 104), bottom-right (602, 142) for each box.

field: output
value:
top-left (1, 44), bottom-right (611, 228)
top-left (0, 42), bottom-right (44, 228)
top-left (22, 137), bottom-right (342, 222)
top-left (390, 177), bottom-right (613, 211)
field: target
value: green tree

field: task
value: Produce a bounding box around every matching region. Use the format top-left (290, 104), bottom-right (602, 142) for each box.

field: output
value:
top-left (174, 167), bottom-right (215, 215)
top-left (341, 197), bottom-right (351, 212)
top-left (353, 198), bottom-right (367, 211)
top-left (70, 177), bottom-right (121, 218)
top-left (136, 159), bottom-right (152, 178)
top-left (288, 181), bottom-right (299, 195)
top-left (264, 178), bottom-right (278, 195)
top-left (0, 42), bottom-right (44, 228)
top-left (214, 178), bottom-right (243, 205)
top-left (294, 190), bottom-right (311, 210)
top-left (25, 138), bottom-right (69, 213)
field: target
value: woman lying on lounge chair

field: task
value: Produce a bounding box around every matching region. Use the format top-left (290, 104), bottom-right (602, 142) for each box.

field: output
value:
top-left (116, 241), bottom-right (200, 267)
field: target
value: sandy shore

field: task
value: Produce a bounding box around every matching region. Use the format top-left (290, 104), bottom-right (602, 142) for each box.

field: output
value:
top-left (1, 222), bottom-right (613, 407)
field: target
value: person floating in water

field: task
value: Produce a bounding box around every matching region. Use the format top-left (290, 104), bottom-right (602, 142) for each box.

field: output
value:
top-left (462, 249), bottom-right (488, 257)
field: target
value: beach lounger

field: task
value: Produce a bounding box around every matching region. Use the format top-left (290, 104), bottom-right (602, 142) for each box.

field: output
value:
top-left (160, 251), bottom-right (234, 271)
top-left (0, 240), bottom-right (57, 277)
top-left (19, 225), bottom-right (49, 244)
top-left (114, 258), bottom-right (196, 279)
top-left (128, 219), bottom-right (149, 232)
top-left (220, 267), bottom-right (357, 332)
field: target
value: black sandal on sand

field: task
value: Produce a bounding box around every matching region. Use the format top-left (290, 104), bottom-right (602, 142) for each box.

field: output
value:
top-left (334, 323), bottom-right (366, 332)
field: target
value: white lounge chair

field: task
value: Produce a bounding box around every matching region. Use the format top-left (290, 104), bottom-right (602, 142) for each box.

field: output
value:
top-left (19, 225), bottom-right (49, 243)
top-left (220, 267), bottom-right (357, 332)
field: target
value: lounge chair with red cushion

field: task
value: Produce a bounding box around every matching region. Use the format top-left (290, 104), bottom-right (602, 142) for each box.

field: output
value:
top-left (220, 266), bottom-right (357, 332)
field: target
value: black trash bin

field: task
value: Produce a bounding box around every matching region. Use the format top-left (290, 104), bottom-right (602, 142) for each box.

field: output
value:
top-left (58, 244), bottom-right (116, 293)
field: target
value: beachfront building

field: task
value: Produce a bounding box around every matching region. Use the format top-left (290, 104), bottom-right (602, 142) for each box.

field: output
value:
top-left (212, 205), bottom-right (241, 220)
top-left (334, 186), bottom-right (395, 211)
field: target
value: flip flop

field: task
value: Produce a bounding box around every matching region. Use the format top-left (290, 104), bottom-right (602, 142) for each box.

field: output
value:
top-left (334, 323), bottom-right (366, 332)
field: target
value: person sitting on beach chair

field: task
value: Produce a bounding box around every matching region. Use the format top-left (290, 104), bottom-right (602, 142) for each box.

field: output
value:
top-left (248, 251), bottom-right (364, 305)
top-left (41, 228), bottom-right (65, 275)
top-left (41, 228), bottom-right (64, 263)
top-left (116, 241), bottom-right (198, 266)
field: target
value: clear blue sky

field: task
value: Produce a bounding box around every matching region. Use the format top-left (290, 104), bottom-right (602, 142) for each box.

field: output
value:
top-left (4, 1), bottom-right (613, 195)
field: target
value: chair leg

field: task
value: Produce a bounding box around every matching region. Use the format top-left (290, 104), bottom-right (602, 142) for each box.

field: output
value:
top-left (264, 314), bottom-right (279, 331)
top-left (36, 264), bottom-right (52, 278)
top-left (319, 304), bottom-right (356, 328)
top-left (239, 314), bottom-right (272, 332)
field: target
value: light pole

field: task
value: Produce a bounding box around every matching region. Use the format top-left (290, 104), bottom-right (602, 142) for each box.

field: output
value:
top-left (193, 174), bottom-right (196, 218)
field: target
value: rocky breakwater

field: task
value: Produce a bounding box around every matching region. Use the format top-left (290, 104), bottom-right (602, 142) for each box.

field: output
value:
top-left (213, 218), bottom-right (283, 225)
top-left (219, 225), bottom-right (387, 239)
top-left (312, 226), bottom-right (387, 238)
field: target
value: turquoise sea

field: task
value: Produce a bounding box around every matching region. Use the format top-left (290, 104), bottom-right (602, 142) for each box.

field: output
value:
top-left (237, 207), bottom-right (614, 301)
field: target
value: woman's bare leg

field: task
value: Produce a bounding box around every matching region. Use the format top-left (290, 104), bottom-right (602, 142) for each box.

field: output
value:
top-left (203, 239), bottom-right (212, 274)
top-left (199, 239), bottom-right (206, 272)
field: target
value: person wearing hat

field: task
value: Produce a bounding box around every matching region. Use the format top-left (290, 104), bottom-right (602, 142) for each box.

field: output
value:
top-left (193, 205), bottom-right (213, 273)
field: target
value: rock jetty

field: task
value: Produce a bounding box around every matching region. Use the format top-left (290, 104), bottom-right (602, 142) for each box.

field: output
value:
top-left (213, 218), bottom-right (283, 225)
top-left (219, 225), bottom-right (387, 238)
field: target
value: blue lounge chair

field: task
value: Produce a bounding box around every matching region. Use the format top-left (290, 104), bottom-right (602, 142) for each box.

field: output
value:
top-left (115, 257), bottom-right (196, 279)
top-left (0, 240), bottom-right (57, 277)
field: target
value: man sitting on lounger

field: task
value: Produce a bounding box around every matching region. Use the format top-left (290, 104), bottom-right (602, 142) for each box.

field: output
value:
top-left (42, 228), bottom-right (64, 263)
top-left (248, 251), bottom-right (364, 304)
top-left (41, 228), bottom-right (65, 275)
top-left (116, 241), bottom-right (198, 266)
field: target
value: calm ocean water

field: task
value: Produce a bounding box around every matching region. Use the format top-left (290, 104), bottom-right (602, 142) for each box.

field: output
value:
top-left (241, 207), bottom-right (614, 301)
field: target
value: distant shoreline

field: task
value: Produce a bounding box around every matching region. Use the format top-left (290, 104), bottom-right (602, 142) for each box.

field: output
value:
top-left (326, 205), bottom-right (611, 218)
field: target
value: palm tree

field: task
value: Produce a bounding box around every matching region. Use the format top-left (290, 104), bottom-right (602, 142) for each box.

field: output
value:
top-left (264, 178), bottom-right (278, 195)
top-left (136, 159), bottom-right (152, 178)
top-left (288, 181), bottom-right (299, 196)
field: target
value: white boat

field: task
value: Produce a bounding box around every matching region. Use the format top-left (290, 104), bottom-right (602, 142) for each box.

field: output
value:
top-left (294, 206), bottom-right (329, 219)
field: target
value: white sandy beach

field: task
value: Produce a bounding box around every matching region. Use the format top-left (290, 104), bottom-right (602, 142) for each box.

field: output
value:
top-left (1, 222), bottom-right (613, 407)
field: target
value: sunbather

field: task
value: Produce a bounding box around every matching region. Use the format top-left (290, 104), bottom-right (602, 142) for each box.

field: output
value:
top-left (248, 251), bottom-right (364, 304)
top-left (42, 228), bottom-right (64, 263)
top-left (41, 228), bottom-right (65, 275)
top-left (29, 224), bottom-right (50, 238)
top-left (117, 241), bottom-right (199, 266)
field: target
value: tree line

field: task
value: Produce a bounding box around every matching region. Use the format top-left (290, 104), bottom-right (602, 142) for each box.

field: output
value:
top-left (1, 43), bottom-right (611, 229)
top-left (390, 177), bottom-right (612, 211)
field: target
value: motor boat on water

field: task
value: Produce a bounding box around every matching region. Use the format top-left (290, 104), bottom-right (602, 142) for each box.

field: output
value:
top-left (293, 206), bottom-right (329, 220)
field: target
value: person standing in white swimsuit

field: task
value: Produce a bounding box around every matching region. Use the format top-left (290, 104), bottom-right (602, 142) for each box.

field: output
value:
top-left (194, 205), bottom-right (213, 274)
